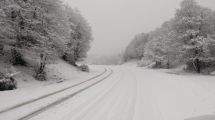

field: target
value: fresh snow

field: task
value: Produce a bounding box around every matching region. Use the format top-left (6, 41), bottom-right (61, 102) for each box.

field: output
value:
top-left (0, 60), bottom-right (104, 112)
top-left (1, 65), bottom-right (215, 120)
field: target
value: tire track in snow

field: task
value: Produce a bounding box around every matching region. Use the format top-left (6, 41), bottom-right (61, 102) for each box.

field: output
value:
top-left (133, 68), bottom-right (165, 120)
top-left (70, 67), bottom-right (138, 120)
top-left (62, 68), bottom-right (123, 120)
top-left (78, 67), bottom-right (128, 120)
top-left (121, 69), bottom-right (138, 120)
top-left (0, 68), bottom-right (107, 114)
top-left (18, 68), bottom-right (113, 120)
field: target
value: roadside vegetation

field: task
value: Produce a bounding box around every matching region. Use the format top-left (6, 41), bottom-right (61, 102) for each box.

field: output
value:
top-left (0, 0), bottom-right (92, 90)
top-left (123, 0), bottom-right (215, 74)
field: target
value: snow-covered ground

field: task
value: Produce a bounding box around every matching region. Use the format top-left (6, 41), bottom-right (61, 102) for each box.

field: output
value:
top-left (122, 60), bottom-right (139, 67)
top-left (1, 65), bottom-right (215, 120)
top-left (0, 60), bottom-right (104, 113)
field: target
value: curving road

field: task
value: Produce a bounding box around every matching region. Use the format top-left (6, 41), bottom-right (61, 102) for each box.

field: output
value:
top-left (2, 66), bottom-right (215, 120)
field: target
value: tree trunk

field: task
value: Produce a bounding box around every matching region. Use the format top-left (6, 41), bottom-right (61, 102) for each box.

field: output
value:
top-left (193, 47), bottom-right (201, 73)
top-left (39, 53), bottom-right (46, 73)
top-left (195, 58), bottom-right (201, 73)
top-left (0, 44), bottom-right (3, 55)
top-left (35, 53), bottom-right (47, 81)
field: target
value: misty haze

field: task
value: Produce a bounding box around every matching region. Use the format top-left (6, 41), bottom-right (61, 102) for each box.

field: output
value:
top-left (0, 0), bottom-right (215, 120)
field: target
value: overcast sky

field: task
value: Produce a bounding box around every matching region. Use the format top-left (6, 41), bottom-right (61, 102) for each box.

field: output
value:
top-left (64, 0), bottom-right (215, 56)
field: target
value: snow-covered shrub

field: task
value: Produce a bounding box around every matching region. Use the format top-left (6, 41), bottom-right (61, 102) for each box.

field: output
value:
top-left (147, 61), bottom-right (168, 69)
top-left (62, 52), bottom-right (77, 66)
top-left (185, 59), bottom-right (215, 74)
top-left (34, 66), bottom-right (47, 81)
top-left (35, 71), bottom-right (46, 81)
top-left (138, 58), bottom-right (152, 67)
top-left (10, 48), bottom-right (27, 66)
top-left (34, 54), bottom-right (47, 81)
top-left (78, 64), bottom-right (89, 72)
top-left (0, 72), bottom-right (17, 91)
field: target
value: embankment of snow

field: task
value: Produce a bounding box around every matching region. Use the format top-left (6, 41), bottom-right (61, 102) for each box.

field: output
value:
top-left (0, 60), bottom-right (103, 111)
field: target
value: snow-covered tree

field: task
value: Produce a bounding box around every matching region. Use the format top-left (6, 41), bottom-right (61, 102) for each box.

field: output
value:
top-left (0, 0), bottom-right (93, 80)
top-left (0, 0), bottom-right (71, 80)
top-left (123, 33), bottom-right (149, 62)
top-left (140, 19), bottom-right (180, 68)
top-left (123, 0), bottom-right (215, 72)
top-left (64, 8), bottom-right (93, 65)
top-left (173, 0), bottom-right (213, 73)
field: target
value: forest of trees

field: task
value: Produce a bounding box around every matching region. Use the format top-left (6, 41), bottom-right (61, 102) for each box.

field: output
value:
top-left (124, 0), bottom-right (215, 73)
top-left (0, 0), bottom-right (92, 81)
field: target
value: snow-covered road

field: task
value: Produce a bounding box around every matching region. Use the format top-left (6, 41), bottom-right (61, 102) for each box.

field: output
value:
top-left (2, 66), bottom-right (215, 120)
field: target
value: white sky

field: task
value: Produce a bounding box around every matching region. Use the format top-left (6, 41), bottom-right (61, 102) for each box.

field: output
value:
top-left (63, 0), bottom-right (215, 56)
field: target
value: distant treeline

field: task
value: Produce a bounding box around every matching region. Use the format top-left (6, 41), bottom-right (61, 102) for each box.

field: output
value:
top-left (123, 0), bottom-right (215, 73)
